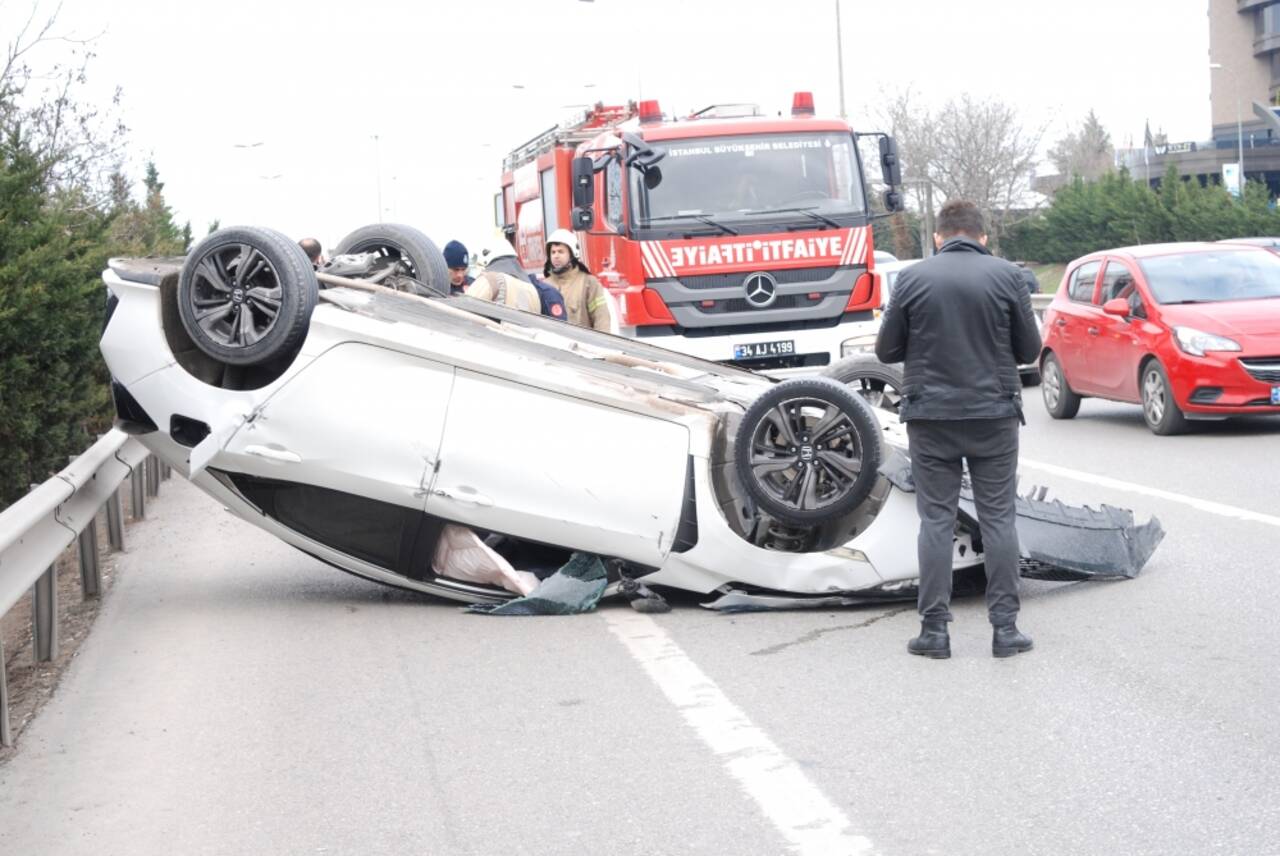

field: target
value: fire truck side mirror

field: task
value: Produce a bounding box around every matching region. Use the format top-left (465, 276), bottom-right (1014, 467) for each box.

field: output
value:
top-left (571, 157), bottom-right (595, 208)
top-left (879, 137), bottom-right (903, 187)
top-left (882, 189), bottom-right (905, 213)
top-left (572, 206), bottom-right (595, 230)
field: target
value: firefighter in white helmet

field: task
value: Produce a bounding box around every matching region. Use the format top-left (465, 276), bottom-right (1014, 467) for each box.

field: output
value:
top-left (542, 228), bottom-right (611, 332)
top-left (465, 238), bottom-right (541, 314)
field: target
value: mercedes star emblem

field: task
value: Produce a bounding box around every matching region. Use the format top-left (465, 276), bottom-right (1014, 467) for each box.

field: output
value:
top-left (743, 272), bottom-right (778, 308)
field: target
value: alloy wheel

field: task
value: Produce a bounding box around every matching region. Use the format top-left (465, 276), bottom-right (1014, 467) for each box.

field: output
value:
top-left (1142, 368), bottom-right (1166, 426)
top-left (1043, 360), bottom-right (1062, 409)
top-left (187, 243), bottom-right (284, 349)
top-left (748, 396), bottom-right (865, 514)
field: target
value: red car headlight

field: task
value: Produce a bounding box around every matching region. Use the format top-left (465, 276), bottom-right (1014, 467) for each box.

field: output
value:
top-left (1172, 326), bottom-right (1242, 357)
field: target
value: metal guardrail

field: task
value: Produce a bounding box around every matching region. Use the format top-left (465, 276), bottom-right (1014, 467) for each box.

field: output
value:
top-left (1031, 293), bottom-right (1053, 314)
top-left (0, 429), bottom-right (166, 747)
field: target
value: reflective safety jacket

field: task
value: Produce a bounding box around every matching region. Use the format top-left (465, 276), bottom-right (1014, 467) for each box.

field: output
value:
top-left (465, 271), bottom-right (541, 314)
top-left (545, 268), bottom-right (611, 332)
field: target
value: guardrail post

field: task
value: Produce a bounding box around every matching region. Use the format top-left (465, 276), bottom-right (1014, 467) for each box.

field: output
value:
top-left (131, 463), bottom-right (146, 520)
top-left (106, 486), bottom-right (125, 551)
top-left (33, 563), bottom-right (58, 663)
top-left (1, 640), bottom-right (11, 747)
top-left (145, 456), bottom-right (160, 498)
top-left (77, 514), bottom-right (102, 599)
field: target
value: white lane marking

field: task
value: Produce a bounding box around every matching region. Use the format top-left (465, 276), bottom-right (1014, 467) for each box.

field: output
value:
top-left (604, 611), bottom-right (876, 856)
top-left (1020, 457), bottom-right (1280, 528)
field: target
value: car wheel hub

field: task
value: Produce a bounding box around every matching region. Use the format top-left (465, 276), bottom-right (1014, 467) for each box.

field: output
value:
top-left (189, 243), bottom-right (285, 349)
top-left (749, 397), bottom-right (864, 513)
top-left (1044, 364), bottom-right (1061, 407)
top-left (1143, 372), bottom-right (1164, 423)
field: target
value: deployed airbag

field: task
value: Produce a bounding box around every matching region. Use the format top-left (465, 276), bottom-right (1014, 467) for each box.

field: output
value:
top-left (433, 524), bottom-right (538, 596)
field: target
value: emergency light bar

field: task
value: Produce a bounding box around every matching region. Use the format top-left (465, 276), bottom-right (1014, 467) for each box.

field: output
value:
top-left (638, 100), bottom-right (663, 124)
top-left (791, 91), bottom-right (815, 117)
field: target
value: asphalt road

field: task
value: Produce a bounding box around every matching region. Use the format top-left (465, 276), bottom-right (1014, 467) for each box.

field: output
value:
top-left (2, 395), bottom-right (1278, 856)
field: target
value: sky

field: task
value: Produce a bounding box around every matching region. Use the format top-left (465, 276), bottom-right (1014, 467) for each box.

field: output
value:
top-left (6, 0), bottom-right (1210, 255)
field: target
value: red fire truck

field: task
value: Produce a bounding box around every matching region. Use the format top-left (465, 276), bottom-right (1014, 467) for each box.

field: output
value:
top-left (496, 93), bottom-right (903, 374)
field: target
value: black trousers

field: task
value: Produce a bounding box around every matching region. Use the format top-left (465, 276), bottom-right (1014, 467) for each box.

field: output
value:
top-left (904, 417), bottom-right (1021, 626)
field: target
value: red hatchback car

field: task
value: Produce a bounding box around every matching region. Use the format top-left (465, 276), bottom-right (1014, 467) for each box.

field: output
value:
top-left (1039, 243), bottom-right (1280, 434)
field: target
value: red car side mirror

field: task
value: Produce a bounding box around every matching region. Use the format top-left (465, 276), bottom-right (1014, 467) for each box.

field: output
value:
top-left (1102, 298), bottom-right (1130, 318)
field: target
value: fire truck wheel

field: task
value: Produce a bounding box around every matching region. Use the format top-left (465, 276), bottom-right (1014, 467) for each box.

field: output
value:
top-left (177, 226), bottom-right (318, 367)
top-left (822, 355), bottom-right (905, 416)
top-left (334, 223), bottom-right (450, 295)
top-left (734, 376), bottom-right (882, 527)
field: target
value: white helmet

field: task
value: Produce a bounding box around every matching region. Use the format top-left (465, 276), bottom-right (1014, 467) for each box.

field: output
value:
top-left (477, 238), bottom-right (519, 268)
top-left (545, 228), bottom-right (581, 259)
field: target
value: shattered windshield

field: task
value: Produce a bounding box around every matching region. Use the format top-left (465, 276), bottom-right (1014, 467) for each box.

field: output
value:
top-left (631, 132), bottom-right (866, 235)
top-left (1139, 250), bottom-right (1280, 304)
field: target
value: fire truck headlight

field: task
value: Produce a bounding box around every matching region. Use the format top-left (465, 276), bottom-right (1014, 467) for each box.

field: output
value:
top-left (840, 333), bottom-right (878, 358)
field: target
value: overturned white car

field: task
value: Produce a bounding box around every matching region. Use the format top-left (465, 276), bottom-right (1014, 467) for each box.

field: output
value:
top-left (98, 225), bottom-right (1162, 610)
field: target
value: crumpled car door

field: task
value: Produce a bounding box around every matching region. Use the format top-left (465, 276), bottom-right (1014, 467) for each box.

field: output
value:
top-left (426, 369), bottom-right (689, 567)
top-left (218, 342), bottom-right (453, 510)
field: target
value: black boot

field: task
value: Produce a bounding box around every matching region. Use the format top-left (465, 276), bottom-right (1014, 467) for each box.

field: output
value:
top-left (908, 619), bottom-right (951, 659)
top-left (992, 623), bottom-right (1034, 658)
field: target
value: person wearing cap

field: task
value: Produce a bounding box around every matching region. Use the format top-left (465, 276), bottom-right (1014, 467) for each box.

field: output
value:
top-left (542, 228), bottom-right (611, 332)
top-left (465, 238), bottom-right (541, 313)
top-left (444, 240), bottom-right (473, 295)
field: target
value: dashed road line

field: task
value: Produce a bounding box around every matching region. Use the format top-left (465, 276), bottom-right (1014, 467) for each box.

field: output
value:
top-left (604, 610), bottom-right (877, 856)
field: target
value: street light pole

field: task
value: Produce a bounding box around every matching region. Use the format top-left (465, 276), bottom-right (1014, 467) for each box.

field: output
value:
top-left (371, 134), bottom-right (383, 222)
top-left (834, 0), bottom-right (847, 120)
top-left (1210, 62), bottom-right (1245, 197)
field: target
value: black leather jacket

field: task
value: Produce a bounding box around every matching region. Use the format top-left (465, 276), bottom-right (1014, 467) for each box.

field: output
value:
top-left (874, 236), bottom-right (1042, 422)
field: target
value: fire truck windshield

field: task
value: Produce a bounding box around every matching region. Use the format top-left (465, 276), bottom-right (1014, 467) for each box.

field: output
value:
top-left (630, 131), bottom-right (866, 237)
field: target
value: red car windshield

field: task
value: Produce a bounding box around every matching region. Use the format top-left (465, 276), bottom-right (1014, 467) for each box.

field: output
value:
top-left (1139, 250), bottom-right (1280, 304)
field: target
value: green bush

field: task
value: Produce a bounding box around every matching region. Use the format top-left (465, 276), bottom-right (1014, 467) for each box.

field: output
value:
top-left (1014, 165), bottom-right (1280, 263)
top-left (0, 130), bottom-right (115, 507)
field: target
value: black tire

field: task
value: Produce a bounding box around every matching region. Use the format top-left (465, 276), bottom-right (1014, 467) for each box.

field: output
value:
top-left (822, 355), bottom-right (905, 416)
top-left (177, 226), bottom-right (318, 367)
top-left (734, 376), bottom-right (883, 527)
top-left (1140, 360), bottom-right (1188, 435)
top-left (1040, 351), bottom-right (1081, 419)
top-left (334, 223), bottom-right (449, 295)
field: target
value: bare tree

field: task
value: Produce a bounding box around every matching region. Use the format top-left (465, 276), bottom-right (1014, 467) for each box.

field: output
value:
top-left (881, 90), bottom-right (1045, 246)
top-left (2, 1), bottom-right (126, 204)
top-left (1048, 110), bottom-right (1115, 182)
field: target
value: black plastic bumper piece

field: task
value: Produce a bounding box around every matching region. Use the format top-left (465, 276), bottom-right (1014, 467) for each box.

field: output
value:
top-left (1002, 496), bottom-right (1164, 581)
top-left (880, 445), bottom-right (1164, 581)
top-left (111, 380), bottom-right (158, 435)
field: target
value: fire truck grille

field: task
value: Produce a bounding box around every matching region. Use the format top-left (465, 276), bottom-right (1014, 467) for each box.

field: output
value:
top-left (675, 266), bottom-right (841, 290)
top-left (692, 295), bottom-right (805, 314)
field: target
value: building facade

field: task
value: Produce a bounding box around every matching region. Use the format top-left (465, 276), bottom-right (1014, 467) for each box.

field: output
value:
top-left (1210, 0), bottom-right (1279, 140)
top-left (1114, 1), bottom-right (1280, 193)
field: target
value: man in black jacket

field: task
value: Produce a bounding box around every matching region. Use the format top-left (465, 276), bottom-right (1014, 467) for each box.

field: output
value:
top-left (875, 201), bottom-right (1042, 659)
